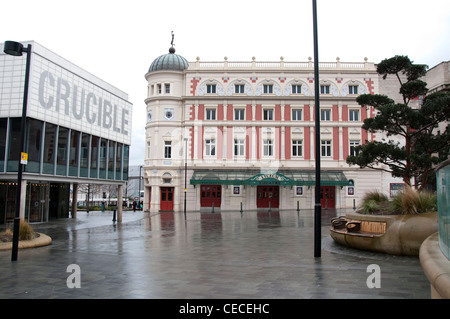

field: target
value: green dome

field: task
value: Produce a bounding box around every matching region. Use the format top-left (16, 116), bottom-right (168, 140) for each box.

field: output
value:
top-left (148, 47), bottom-right (189, 72)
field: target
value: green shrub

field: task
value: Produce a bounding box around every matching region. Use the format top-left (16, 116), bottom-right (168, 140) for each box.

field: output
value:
top-left (359, 188), bottom-right (437, 215)
top-left (390, 186), bottom-right (437, 214)
top-left (18, 220), bottom-right (35, 241)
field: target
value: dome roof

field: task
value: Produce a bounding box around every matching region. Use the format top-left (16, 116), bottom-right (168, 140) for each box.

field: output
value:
top-left (148, 47), bottom-right (189, 72)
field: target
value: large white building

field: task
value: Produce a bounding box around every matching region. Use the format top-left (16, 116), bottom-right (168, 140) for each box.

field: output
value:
top-left (142, 45), bottom-right (405, 213)
top-left (0, 41), bottom-right (133, 223)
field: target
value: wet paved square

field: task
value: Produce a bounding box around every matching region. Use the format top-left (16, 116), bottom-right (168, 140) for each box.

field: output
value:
top-left (0, 209), bottom-right (430, 299)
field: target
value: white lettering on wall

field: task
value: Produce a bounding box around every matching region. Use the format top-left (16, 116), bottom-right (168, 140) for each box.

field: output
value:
top-left (38, 71), bottom-right (129, 136)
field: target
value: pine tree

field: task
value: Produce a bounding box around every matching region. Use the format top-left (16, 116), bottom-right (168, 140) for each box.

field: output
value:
top-left (346, 55), bottom-right (450, 190)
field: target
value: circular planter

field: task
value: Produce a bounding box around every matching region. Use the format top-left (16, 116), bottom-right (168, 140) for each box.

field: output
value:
top-left (330, 212), bottom-right (438, 256)
top-left (0, 233), bottom-right (52, 251)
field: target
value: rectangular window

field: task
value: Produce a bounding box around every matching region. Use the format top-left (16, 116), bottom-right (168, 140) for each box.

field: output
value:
top-left (25, 119), bottom-right (42, 174)
top-left (205, 139), bottom-right (216, 156)
top-left (235, 84), bottom-right (245, 94)
top-left (165, 83), bottom-right (170, 94)
top-left (234, 109), bottom-right (245, 120)
top-left (234, 139), bottom-right (245, 156)
top-left (292, 109), bottom-right (302, 121)
top-left (263, 84), bottom-right (273, 94)
top-left (263, 109), bottom-right (273, 120)
top-left (292, 84), bottom-right (302, 94)
top-left (123, 145), bottom-right (129, 180)
top-left (69, 130), bottom-right (79, 177)
top-left (349, 109), bottom-right (359, 121)
top-left (321, 140), bottom-right (331, 157)
top-left (115, 143), bottom-right (122, 180)
top-left (263, 139), bottom-right (273, 156)
top-left (80, 133), bottom-right (89, 178)
top-left (320, 109), bottom-right (331, 121)
top-left (348, 85), bottom-right (358, 94)
top-left (206, 109), bottom-right (216, 120)
top-left (164, 141), bottom-right (172, 159)
top-left (350, 140), bottom-right (360, 156)
top-left (108, 140), bottom-right (115, 180)
top-left (292, 140), bottom-right (303, 157)
top-left (99, 138), bottom-right (107, 179)
top-left (320, 85), bottom-right (330, 94)
top-left (89, 135), bottom-right (98, 178)
top-left (206, 84), bottom-right (216, 94)
top-left (0, 118), bottom-right (6, 172)
top-left (43, 123), bottom-right (57, 175)
top-left (157, 84), bottom-right (162, 94)
top-left (57, 127), bottom-right (69, 170)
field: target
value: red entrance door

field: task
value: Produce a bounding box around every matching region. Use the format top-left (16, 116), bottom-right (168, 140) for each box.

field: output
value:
top-left (200, 185), bottom-right (221, 207)
top-left (257, 186), bottom-right (279, 208)
top-left (160, 187), bottom-right (174, 211)
top-left (320, 186), bottom-right (335, 209)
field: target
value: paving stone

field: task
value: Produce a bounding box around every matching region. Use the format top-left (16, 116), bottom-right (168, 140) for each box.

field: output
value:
top-left (0, 209), bottom-right (431, 299)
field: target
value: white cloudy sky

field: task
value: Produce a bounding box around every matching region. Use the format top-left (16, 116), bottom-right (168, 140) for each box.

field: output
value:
top-left (1, 0), bottom-right (449, 165)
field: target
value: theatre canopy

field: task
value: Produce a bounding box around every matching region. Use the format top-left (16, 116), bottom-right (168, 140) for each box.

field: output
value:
top-left (190, 170), bottom-right (351, 187)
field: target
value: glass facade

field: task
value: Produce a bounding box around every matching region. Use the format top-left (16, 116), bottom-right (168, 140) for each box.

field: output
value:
top-left (0, 181), bottom-right (70, 223)
top-left (436, 160), bottom-right (450, 260)
top-left (0, 117), bottom-right (129, 181)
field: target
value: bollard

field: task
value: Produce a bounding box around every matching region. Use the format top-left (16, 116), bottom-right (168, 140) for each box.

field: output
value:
top-left (240, 202), bottom-right (243, 215)
top-left (268, 201), bottom-right (271, 214)
top-left (297, 201), bottom-right (300, 213)
top-left (353, 199), bottom-right (356, 210)
top-left (211, 202), bottom-right (214, 214)
top-left (112, 209), bottom-right (116, 222)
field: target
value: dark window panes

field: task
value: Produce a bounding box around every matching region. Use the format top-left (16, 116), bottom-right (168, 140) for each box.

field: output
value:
top-left (122, 145), bottom-right (129, 180)
top-left (25, 119), bottom-right (42, 173)
top-left (99, 138), bottom-right (107, 179)
top-left (42, 123), bottom-right (56, 174)
top-left (90, 136), bottom-right (99, 178)
top-left (80, 133), bottom-right (89, 177)
top-left (56, 127), bottom-right (68, 175)
top-left (115, 143), bottom-right (122, 180)
top-left (69, 130), bottom-right (79, 176)
top-left (7, 118), bottom-right (21, 172)
top-left (0, 118), bottom-right (7, 171)
top-left (108, 140), bottom-right (115, 180)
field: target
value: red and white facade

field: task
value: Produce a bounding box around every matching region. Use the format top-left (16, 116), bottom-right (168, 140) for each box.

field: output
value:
top-left (143, 53), bottom-right (400, 213)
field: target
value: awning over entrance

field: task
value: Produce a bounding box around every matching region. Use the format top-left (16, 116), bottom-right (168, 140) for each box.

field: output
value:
top-left (190, 170), bottom-right (351, 186)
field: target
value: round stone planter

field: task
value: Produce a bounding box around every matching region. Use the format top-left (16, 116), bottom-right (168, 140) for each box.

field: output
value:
top-left (330, 212), bottom-right (438, 256)
top-left (0, 233), bottom-right (52, 251)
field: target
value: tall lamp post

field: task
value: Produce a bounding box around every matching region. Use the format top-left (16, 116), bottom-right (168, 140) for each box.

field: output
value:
top-left (184, 138), bottom-right (188, 220)
top-left (3, 41), bottom-right (32, 262)
top-left (312, 1), bottom-right (322, 258)
top-left (139, 165), bottom-right (143, 210)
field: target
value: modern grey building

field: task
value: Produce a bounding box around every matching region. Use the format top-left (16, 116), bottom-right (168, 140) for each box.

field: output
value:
top-left (0, 41), bottom-right (133, 223)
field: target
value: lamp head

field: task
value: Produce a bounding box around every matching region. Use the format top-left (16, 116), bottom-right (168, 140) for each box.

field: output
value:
top-left (3, 41), bottom-right (24, 56)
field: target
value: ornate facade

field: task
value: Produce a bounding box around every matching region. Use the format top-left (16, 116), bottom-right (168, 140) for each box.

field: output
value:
top-left (143, 47), bottom-right (399, 213)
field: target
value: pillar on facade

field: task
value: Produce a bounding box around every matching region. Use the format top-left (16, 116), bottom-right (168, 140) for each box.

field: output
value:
top-left (72, 183), bottom-right (78, 218)
top-left (117, 184), bottom-right (123, 222)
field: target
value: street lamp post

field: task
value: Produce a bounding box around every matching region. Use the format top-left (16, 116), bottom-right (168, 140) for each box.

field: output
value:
top-left (312, 1), bottom-right (322, 258)
top-left (184, 138), bottom-right (188, 220)
top-left (139, 165), bottom-right (143, 210)
top-left (3, 41), bottom-right (32, 262)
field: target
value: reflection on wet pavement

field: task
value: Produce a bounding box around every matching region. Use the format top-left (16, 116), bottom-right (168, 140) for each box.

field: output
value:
top-left (0, 209), bottom-right (430, 299)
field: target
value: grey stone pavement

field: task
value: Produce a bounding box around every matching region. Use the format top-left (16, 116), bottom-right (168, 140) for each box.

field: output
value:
top-left (0, 208), bottom-right (431, 299)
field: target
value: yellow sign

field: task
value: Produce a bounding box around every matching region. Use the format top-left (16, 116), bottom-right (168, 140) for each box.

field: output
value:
top-left (20, 152), bottom-right (28, 165)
